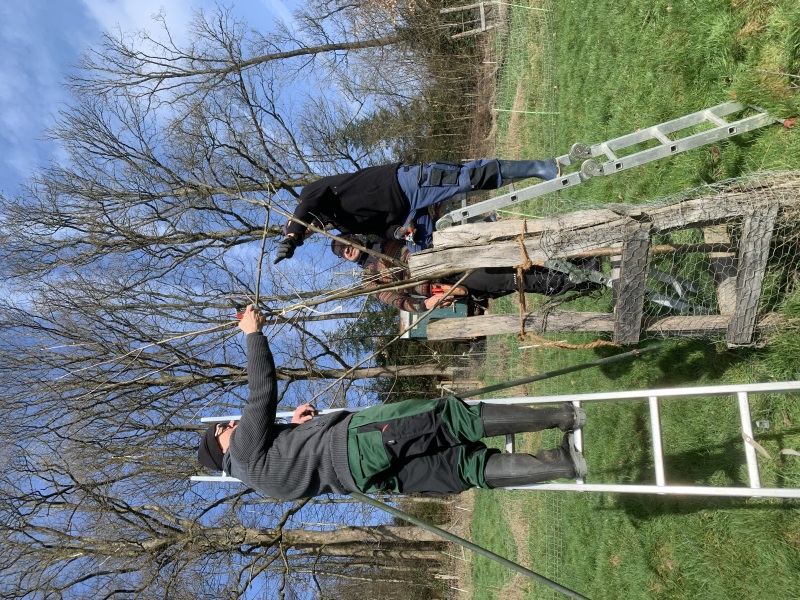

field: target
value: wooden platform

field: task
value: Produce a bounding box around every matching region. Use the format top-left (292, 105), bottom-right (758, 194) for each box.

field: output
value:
top-left (408, 176), bottom-right (800, 346)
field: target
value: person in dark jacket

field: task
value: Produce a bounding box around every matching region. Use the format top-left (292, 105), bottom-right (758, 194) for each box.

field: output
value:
top-left (273, 158), bottom-right (561, 263)
top-left (330, 235), bottom-right (601, 313)
top-left (197, 306), bottom-right (587, 499)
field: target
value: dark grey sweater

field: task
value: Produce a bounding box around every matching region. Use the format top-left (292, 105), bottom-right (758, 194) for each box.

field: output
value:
top-left (224, 333), bottom-right (357, 499)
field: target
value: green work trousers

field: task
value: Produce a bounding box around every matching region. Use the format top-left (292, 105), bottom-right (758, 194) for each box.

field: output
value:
top-left (346, 396), bottom-right (495, 494)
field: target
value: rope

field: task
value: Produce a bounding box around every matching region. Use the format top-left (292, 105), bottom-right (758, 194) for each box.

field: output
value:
top-left (514, 220), bottom-right (621, 350)
top-left (516, 219), bottom-right (532, 336)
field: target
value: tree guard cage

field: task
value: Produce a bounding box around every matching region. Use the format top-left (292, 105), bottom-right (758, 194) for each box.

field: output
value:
top-left (409, 171), bottom-right (800, 346)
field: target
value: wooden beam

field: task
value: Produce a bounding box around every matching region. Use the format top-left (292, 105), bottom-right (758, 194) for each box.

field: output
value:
top-left (425, 311), bottom-right (786, 341)
top-left (613, 221), bottom-right (652, 345)
top-left (726, 203), bottom-right (780, 346)
top-left (410, 212), bottom-right (634, 279)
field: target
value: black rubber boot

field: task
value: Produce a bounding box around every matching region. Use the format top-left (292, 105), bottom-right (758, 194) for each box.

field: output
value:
top-left (481, 402), bottom-right (585, 437)
top-left (483, 433), bottom-right (587, 487)
top-left (498, 159), bottom-right (561, 182)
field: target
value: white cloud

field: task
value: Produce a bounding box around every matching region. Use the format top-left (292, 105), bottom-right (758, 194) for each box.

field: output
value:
top-left (0, 1), bottom-right (94, 194)
top-left (79, 0), bottom-right (195, 38)
top-left (0, 0), bottom-right (293, 197)
top-left (259, 0), bottom-right (295, 30)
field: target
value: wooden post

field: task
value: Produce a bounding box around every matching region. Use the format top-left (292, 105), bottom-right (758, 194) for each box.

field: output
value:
top-left (726, 203), bottom-right (779, 346)
top-left (613, 220), bottom-right (652, 344)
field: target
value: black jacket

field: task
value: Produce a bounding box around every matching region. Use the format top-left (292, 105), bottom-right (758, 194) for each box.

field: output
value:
top-left (285, 163), bottom-right (408, 239)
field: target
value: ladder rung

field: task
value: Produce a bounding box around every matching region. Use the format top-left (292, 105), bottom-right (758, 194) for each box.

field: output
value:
top-left (704, 110), bottom-right (729, 127)
top-left (649, 396), bottom-right (666, 487)
top-left (652, 127), bottom-right (673, 146)
top-left (572, 400), bottom-right (585, 484)
top-left (737, 391), bottom-right (762, 489)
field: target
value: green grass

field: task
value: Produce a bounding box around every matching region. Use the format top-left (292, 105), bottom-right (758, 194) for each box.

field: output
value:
top-left (470, 489), bottom-right (519, 599)
top-left (467, 0), bottom-right (800, 598)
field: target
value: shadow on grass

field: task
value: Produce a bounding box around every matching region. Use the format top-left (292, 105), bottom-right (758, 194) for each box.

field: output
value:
top-left (591, 429), bottom-right (800, 519)
top-left (591, 339), bottom-right (746, 384)
top-left (613, 492), bottom-right (800, 522)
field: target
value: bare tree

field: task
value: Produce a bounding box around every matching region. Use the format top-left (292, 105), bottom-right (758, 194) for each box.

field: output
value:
top-left (0, 6), bottom-right (472, 597)
top-left (0, 451), bottom-right (445, 599)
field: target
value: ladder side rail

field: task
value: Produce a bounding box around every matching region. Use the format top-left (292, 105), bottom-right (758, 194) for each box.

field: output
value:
top-left (191, 475), bottom-right (241, 483)
top-left (649, 396), bottom-right (667, 487)
top-left (437, 172), bottom-right (581, 228)
top-left (201, 406), bottom-right (359, 424)
top-left (597, 111), bottom-right (775, 174)
top-left (480, 380), bottom-right (800, 405)
top-left (198, 381), bottom-right (800, 422)
top-left (589, 102), bottom-right (743, 156)
top-left (502, 483), bottom-right (800, 498)
top-left (189, 475), bottom-right (800, 497)
top-left (706, 101), bottom-right (750, 118)
top-left (738, 391), bottom-right (762, 489)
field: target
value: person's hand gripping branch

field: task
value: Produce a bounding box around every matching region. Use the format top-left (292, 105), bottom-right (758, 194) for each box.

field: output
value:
top-left (291, 403), bottom-right (318, 424)
top-left (238, 305), bottom-right (266, 335)
top-left (424, 283), bottom-right (468, 310)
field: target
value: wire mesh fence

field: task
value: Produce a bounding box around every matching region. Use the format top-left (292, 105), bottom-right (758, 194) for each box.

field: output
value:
top-left (493, 1), bottom-right (558, 162)
top-left (412, 170), bottom-right (800, 348)
top-left (436, 2), bottom-right (800, 596)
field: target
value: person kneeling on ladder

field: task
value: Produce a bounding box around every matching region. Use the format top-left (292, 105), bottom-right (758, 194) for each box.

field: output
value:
top-left (197, 306), bottom-right (587, 499)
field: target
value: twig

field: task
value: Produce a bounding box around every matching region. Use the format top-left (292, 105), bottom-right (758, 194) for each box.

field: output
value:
top-left (254, 197), bottom-right (272, 307)
top-left (306, 271), bottom-right (475, 406)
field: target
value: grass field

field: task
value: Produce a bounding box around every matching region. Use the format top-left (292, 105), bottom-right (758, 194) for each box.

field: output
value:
top-left (466, 1), bottom-right (800, 598)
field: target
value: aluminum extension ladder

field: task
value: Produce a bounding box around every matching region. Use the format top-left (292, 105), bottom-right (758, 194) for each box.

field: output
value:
top-left (192, 381), bottom-right (800, 498)
top-left (490, 380), bottom-right (800, 498)
top-left (435, 101), bottom-right (778, 231)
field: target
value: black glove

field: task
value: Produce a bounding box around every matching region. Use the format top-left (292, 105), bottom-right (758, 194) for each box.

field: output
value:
top-left (274, 236), bottom-right (298, 264)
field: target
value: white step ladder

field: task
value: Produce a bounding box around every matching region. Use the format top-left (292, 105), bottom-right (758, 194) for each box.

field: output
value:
top-left (192, 381), bottom-right (800, 498)
top-left (488, 380), bottom-right (800, 498)
top-left (435, 101), bottom-right (778, 230)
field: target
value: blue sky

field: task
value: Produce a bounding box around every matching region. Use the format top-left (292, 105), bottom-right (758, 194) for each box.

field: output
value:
top-left (0, 0), bottom-right (294, 199)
